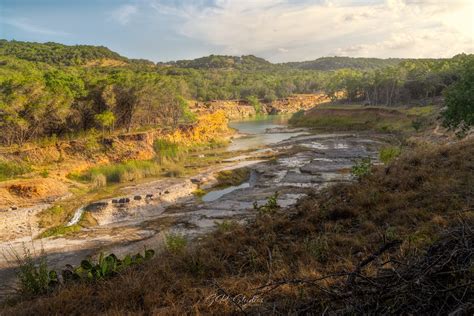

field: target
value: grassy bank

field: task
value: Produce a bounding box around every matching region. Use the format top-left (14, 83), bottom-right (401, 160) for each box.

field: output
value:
top-left (0, 160), bottom-right (32, 182)
top-left (3, 137), bottom-right (472, 314)
top-left (289, 104), bottom-right (436, 133)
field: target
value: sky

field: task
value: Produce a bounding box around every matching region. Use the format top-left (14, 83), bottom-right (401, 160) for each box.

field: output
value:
top-left (0, 0), bottom-right (473, 62)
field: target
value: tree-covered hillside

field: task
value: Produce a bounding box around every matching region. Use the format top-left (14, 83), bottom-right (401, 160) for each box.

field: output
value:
top-left (0, 40), bottom-right (472, 146)
top-left (165, 54), bottom-right (274, 71)
top-left (284, 56), bottom-right (405, 71)
top-left (0, 40), bottom-right (129, 66)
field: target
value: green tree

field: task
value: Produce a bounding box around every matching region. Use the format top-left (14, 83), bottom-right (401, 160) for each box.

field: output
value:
top-left (94, 110), bottom-right (115, 136)
top-left (443, 57), bottom-right (474, 132)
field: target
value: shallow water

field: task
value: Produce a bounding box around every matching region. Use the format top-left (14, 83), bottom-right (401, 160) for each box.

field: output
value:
top-left (227, 115), bottom-right (305, 151)
top-left (202, 182), bottom-right (250, 202)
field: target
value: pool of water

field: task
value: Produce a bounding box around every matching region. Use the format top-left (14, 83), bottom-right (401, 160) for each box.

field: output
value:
top-left (201, 182), bottom-right (250, 202)
top-left (227, 115), bottom-right (305, 151)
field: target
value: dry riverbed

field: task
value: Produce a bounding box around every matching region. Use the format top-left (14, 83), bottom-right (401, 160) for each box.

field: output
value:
top-left (0, 128), bottom-right (388, 298)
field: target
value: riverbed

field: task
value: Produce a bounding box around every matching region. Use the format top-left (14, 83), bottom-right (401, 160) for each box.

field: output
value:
top-left (0, 116), bottom-right (387, 297)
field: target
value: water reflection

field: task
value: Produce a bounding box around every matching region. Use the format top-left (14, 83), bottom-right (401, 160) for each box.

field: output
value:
top-left (227, 115), bottom-right (305, 151)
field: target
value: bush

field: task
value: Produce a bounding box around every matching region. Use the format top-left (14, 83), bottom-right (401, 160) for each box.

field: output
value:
top-left (63, 250), bottom-right (155, 282)
top-left (14, 250), bottom-right (155, 297)
top-left (0, 160), bottom-right (32, 181)
top-left (443, 57), bottom-right (474, 131)
top-left (39, 169), bottom-right (49, 178)
top-left (193, 188), bottom-right (207, 197)
top-left (379, 146), bottom-right (401, 164)
top-left (215, 220), bottom-right (237, 232)
top-left (165, 234), bottom-right (187, 253)
top-left (90, 173), bottom-right (107, 187)
top-left (304, 235), bottom-right (329, 263)
top-left (351, 157), bottom-right (372, 179)
top-left (14, 249), bottom-right (58, 296)
top-left (247, 95), bottom-right (262, 114)
top-left (253, 192), bottom-right (280, 214)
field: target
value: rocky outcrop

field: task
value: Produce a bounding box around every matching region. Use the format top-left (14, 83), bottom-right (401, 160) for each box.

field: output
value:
top-left (190, 93), bottom-right (330, 119)
top-left (266, 93), bottom-right (331, 114)
top-left (190, 100), bottom-right (257, 120)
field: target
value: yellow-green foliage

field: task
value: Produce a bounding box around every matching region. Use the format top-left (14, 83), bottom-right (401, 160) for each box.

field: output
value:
top-left (39, 205), bottom-right (65, 228)
top-left (153, 139), bottom-right (184, 163)
top-left (40, 224), bottom-right (81, 238)
top-left (81, 160), bottom-right (161, 185)
top-left (215, 167), bottom-right (250, 188)
top-left (289, 107), bottom-right (415, 133)
top-left (0, 160), bottom-right (32, 181)
top-left (165, 234), bottom-right (187, 253)
top-left (379, 146), bottom-right (402, 164)
top-left (404, 105), bottom-right (435, 116)
top-left (193, 188), bottom-right (207, 197)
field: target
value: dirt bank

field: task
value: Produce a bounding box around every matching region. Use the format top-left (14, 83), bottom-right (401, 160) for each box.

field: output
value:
top-left (190, 93), bottom-right (330, 119)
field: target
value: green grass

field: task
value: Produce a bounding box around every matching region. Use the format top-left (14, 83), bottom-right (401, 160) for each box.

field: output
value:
top-left (154, 139), bottom-right (182, 161)
top-left (215, 167), bottom-right (250, 188)
top-left (404, 105), bottom-right (435, 116)
top-left (288, 106), bottom-right (417, 133)
top-left (0, 160), bottom-right (32, 181)
top-left (40, 224), bottom-right (81, 238)
top-left (165, 234), bottom-right (187, 254)
top-left (379, 146), bottom-right (402, 164)
top-left (77, 160), bottom-right (161, 185)
top-left (192, 188), bottom-right (207, 197)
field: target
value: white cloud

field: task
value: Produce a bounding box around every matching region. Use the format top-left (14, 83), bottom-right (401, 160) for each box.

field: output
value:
top-left (150, 0), bottom-right (474, 61)
top-left (110, 4), bottom-right (138, 25)
top-left (3, 18), bottom-right (69, 36)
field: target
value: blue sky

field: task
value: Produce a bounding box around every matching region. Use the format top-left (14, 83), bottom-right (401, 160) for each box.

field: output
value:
top-left (1, 0), bottom-right (473, 62)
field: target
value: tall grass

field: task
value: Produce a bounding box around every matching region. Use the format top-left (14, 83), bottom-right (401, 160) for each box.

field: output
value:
top-left (81, 160), bottom-right (161, 185)
top-left (0, 160), bottom-right (32, 181)
top-left (153, 139), bottom-right (182, 161)
top-left (379, 146), bottom-right (402, 164)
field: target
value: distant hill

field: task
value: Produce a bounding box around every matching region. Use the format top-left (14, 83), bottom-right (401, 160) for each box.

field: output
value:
top-left (0, 40), bottom-right (130, 66)
top-left (0, 40), bottom-right (445, 72)
top-left (164, 55), bottom-right (412, 72)
top-left (283, 56), bottom-right (406, 71)
top-left (162, 55), bottom-right (274, 71)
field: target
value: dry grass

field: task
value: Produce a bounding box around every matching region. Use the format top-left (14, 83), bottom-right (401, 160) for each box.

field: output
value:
top-left (2, 138), bottom-right (473, 315)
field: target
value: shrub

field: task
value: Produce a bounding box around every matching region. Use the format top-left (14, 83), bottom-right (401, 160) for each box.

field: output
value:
top-left (379, 146), bottom-right (401, 164)
top-left (193, 188), bottom-right (207, 198)
top-left (63, 250), bottom-right (155, 282)
top-left (304, 235), bottom-right (329, 263)
top-left (14, 249), bottom-right (58, 296)
top-left (215, 220), bottom-right (237, 232)
top-left (411, 118), bottom-right (423, 132)
top-left (165, 234), bottom-right (187, 253)
top-left (247, 95), bottom-right (262, 114)
top-left (90, 173), bottom-right (107, 187)
top-left (351, 157), bottom-right (372, 179)
top-left (253, 192), bottom-right (280, 214)
top-left (38, 169), bottom-right (49, 178)
top-left (0, 160), bottom-right (32, 181)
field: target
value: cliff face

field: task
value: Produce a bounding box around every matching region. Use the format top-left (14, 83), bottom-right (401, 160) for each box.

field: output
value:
top-left (190, 93), bottom-right (330, 119)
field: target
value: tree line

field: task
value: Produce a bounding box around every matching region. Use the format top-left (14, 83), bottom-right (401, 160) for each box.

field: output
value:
top-left (0, 40), bottom-right (472, 146)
